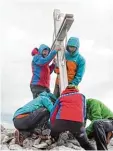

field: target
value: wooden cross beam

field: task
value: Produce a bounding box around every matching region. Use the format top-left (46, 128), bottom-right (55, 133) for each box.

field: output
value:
top-left (51, 9), bottom-right (74, 93)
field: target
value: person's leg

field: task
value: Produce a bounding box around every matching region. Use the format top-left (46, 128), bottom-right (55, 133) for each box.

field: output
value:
top-left (31, 85), bottom-right (50, 99)
top-left (53, 84), bottom-right (60, 98)
top-left (30, 84), bottom-right (38, 99)
top-left (45, 87), bottom-right (50, 93)
top-left (93, 119), bottom-right (113, 150)
top-left (13, 108), bottom-right (50, 132)
top-left (36, 85), bottom-right (50, 95)
top-left (50, 120), bottom-right (70, 141)
top-left (33, 111), bottom-right (50, 131)
top-left (75, 132), bottom-right (96, 150)
top-left (13, 108), bottom-right (50, 145)
top-left (13, 117), bottom-right (32, 146)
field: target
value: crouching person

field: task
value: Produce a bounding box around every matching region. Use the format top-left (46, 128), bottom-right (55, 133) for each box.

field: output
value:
top-left (50, 85), bottom-right (95, 150)
top-left (86, 99), bottom-right (113, 150)
top-left (13, 92), bottom-right (56, 146)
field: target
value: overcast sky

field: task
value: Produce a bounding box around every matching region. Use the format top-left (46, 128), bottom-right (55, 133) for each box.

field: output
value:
top-left (1, 0), bottom-right (113, 116)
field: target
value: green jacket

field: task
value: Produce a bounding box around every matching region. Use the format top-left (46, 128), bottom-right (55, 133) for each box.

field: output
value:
top-left (86, 99), bottom-right (113, 137)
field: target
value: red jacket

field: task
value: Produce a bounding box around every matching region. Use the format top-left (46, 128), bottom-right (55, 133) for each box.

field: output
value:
top-left (50, 88), bottom-right (86, 125)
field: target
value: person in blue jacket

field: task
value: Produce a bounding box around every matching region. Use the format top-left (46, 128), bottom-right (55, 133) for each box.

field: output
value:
top-left (54, 37), bottom-right (86, 98)
top-left (30, 44), bottom-right (61, 99)
top-left (13, 91), bottom-right (56, 146)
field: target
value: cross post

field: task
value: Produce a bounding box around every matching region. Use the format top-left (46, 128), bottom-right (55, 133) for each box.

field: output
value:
top-left (51, 9), bottom-right (74, 93)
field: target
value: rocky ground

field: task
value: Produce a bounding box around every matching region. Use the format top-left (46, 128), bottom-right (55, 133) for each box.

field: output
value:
top-left (1, 125), bottom-right (113, 150)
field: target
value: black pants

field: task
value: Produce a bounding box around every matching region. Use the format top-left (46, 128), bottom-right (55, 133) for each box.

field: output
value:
top-left (53, 84), bottom-right (60, 98)
top-left (93, 119), bottom-right (113, 150)
top-left (13, 108), bottom-right (50, 136)
top-left (30, 84), bottom-right (50, 99)
top-left (50, 119), bottom-right (95, 150)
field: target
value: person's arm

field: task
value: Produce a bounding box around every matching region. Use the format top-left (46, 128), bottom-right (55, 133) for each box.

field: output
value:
top-left (82, 95), bottom-right (86, 122)
top-left (54, 67), bottom-right (60, 74)
top-left (86, 102), bottom-right (102, 137)
top-left (33, 50), bottom-right (57, 66)
top-left (49, 63), bottom-right (55, 74)
top-left (50, 99), bottom-right (60, 124)
top-left (41, 97), bottom-right (53, 112)
top-left (70, 57), bottom-right (86, 85)
top-left (49, 58), bottom-right (58, 74)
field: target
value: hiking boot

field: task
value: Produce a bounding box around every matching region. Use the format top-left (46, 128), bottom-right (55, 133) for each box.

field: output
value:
top-left (14, 130), bottom-right (26, 146)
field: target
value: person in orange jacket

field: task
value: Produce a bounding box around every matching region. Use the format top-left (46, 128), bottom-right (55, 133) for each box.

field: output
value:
top-left (54, 37), bottom-right (86, 98)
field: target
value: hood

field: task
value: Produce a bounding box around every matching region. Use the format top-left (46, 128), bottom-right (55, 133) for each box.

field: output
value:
top-left (67, 37), bottom-right (80, 48)
top-left (66, 37), bottom-right (80, 56)
top-left (38, 44), bottom-right (50, 55)
top-left (61, 87), bottom-right (79, 95)
top-left (31, 48), bottom-right (39, 56)
top-left (39, 91), bottom-right (56, 103)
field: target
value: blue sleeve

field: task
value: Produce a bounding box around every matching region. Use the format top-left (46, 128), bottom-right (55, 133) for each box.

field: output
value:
top-left (82, 95), bottom-right (86, 121)
top-left (50, 99), bottom-right (60, 125)
top-left (33, 50), bottom-right (57, 66)
top-left (70, 57), bottom-right (86, 85)
top-left (50, 99), bottom-right (60, 117)
top-left (41, 97), bottom-right (53, 112)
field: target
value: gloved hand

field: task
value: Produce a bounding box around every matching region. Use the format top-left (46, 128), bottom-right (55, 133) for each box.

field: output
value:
top-left (67, 84), bottom-right (79, 91)
top-left (106, 131), bottom-right (113, 144)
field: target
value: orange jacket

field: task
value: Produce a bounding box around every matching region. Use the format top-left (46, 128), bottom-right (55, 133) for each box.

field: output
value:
top-left (54, 60), bottom-right (77, 85)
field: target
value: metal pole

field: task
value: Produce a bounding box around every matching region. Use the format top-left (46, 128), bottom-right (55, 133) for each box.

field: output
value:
top-left (53, 9), bottom-right (68, 93)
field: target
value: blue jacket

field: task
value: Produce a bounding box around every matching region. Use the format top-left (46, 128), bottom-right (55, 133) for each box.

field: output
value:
top-left (65, 37), bottom-right (86, 85)
top-left (31, 44), bottom-right (57, 88)
top-left (13, 92), bottom-right (55, 118)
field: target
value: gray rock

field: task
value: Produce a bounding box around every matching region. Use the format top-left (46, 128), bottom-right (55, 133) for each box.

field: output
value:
top-left (59, 132), bottom-right (69, 141)
top-left (33, 128), bottom-right (42, 135)
top-left (109, 138), bottom-right (113, 146)
top-left (50, 145), bottom-right (76, 151)
top-left (68, 132), bottom-right (75, 139)
top-left (42, 129), bottom-right (51, 136)
top-left (33, 137), bottom-right (41, 145)
top-left (1, 125), bottom-right (113, 151)
top-left (7, 132), bottom-right (14, 138)
top-left (9, 144), bottom-right (23, 150)
top-left (0, 144), bottom-right (9, 150)
top-left (31, 147), bottom-right (38, 150)
top-left (2, 136), bottom-right (10, 144)
top-left (66, 142), bottom-right (84, 150)
top-left (57, 132), bottom-right (69, 146)
top-left (0, 125), bottom-right (5, 132)
top-left (67, 139), bottom-right (80, 146)
top-left (108, 139), bottom-right (113, 150)
top-left (0, 134), bottom-right (6, 143)
top-left (33, 142), bottom-right (48, 149)
top-left (23, 138), bottom-right (33, 149)
top-left (47, 142), bottom-right (57, 150)
top-left (57, 138), bottom-right (65, 146)
top-left (45, 139), bottom-right (52, 145)
top-left (9, 138), bottom-right (16, 145)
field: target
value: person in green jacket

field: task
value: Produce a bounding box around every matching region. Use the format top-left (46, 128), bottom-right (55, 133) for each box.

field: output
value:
top-left (86, 99), bottom-right (113, 150)
top-left (13, 91), bottom-right (56, 146)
